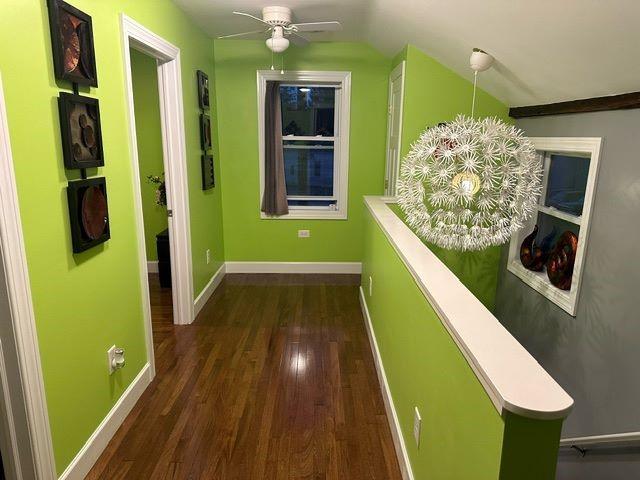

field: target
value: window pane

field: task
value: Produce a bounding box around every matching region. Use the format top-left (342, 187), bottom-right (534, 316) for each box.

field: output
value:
top-left (280, 86), bottom-right (335, 137)
top-left (288, 199), bottom-right (337, 208)
top-left (545, 154), bottom-right (590, 215)
top-left (284, 144), bottom-right (334, 197)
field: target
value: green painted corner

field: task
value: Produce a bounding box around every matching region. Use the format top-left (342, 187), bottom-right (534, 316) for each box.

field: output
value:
top-left (213, 40), bottom-right (389, 262)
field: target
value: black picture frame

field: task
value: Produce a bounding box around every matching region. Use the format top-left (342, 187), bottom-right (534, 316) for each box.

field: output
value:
top-left (58, 92), bottom-right (104, 169)
top-left (47, 0), bottom-right (98, 87)
top-left (201, 154), bottom-right (215, 190)
top-left (66, 177), bottom-right (110, 253)
top-left (197, 70), bottom-right (210, 110)
top-left (200, 113), bottom-right (212, 151)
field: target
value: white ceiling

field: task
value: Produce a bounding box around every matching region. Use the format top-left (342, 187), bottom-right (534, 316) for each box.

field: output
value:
top-left (173, 0), bottom-right (640, 106)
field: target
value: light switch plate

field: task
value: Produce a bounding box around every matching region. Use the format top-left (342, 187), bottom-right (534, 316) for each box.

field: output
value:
top-left (413, 406), bottom-right (422, 448)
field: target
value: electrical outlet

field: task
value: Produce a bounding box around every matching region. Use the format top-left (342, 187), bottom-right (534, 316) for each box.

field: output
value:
top-left (206, 249), bottom-right (211, 264)
top-left (298, 229), bottom-right (310, 238)
top-left (369, 276), bottom-right (373, 297)
top-left (413, 406), bottom-right (422, 448)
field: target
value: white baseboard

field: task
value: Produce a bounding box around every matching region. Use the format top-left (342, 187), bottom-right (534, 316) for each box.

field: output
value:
top-left (58, 363), bottom-right (153, 480)
top-left (359, 287), bottom-right (414, 480)
top-left (194, 263), bottom-right (226, 317)
top-left (225, 261), bottom-right (362, 274)
top-left (146, 261), bottom-right (158, 273)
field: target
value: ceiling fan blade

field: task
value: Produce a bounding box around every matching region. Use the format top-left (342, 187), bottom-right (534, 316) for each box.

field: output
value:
top-left (232, 11), bottom-right (272, 27)
top-left (288, 33), bottom-right (309, 47)
top-left (291, 21), bottom-right (342, 32)
top-left (217, 29), bottom-right (269, 39)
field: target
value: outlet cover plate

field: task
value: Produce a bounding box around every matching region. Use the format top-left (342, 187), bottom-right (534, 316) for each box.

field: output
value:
top-left (298, 229), bottom-right (310, 238)
top-left (107, 345), bottom-right (117, 375)
top-left (413, 406), bottom-right (422, 448)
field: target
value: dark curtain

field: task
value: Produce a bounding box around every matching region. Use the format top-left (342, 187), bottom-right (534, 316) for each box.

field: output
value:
top-left (261, 81), bottom-right (288, 216)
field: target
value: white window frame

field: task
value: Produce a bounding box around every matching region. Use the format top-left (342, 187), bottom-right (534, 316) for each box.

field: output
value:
top-left (257, 70), bottom-right (351, 220)
top-left (507, 137), bottom-right (602, 316)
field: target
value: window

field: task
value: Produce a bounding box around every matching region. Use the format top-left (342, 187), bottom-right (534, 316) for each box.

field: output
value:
top-left (258, 71), bottom-right (351, 219)
top-left (507, 138), bottom-right (602, 316)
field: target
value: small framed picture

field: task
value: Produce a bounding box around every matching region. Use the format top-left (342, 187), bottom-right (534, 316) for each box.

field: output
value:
top-left (197, 70), bottom-right (210, 110)
top-left (201, 154), bottom-right (215, 190)
top-left (200, 113), bottom-right (212, 151)
top-left (58, 92), bottom-right (104, 169)
top-left (47, 0), bottom-right (98, 87)
top-left (67, 177), bottom-right (110, 253)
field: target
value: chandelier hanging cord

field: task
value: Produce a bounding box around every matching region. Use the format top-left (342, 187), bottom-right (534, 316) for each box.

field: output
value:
top-left (471, 70), bottom-right (478, 118)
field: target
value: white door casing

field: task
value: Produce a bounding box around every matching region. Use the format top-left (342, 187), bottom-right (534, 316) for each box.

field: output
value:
top-left (384, 61), bottom-right (405, 197)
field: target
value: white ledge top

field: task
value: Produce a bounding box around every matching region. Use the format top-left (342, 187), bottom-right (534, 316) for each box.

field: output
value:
top-left (365, 196), bottom-right (573, 420)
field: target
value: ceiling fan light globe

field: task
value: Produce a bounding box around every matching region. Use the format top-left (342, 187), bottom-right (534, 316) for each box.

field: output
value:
top-left (266, 36), bottom-right (289, 53)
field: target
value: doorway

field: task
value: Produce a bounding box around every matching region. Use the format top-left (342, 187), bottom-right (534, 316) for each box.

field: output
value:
top-left (121, 15), bottom-right (195, 380)
top-left (384, 61), bottom-right (405, 197)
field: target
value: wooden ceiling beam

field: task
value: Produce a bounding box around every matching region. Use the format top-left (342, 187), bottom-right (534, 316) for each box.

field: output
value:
top-left (509, 91), bottom-right (640, 118)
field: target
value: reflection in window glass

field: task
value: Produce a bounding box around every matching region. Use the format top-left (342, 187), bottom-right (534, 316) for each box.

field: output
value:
top-left (280, 86), bottom-right (335, 137)
top-left (545, 154), bottom-right (590, 215)
top-left (283, 146), bottom-right (334, 197)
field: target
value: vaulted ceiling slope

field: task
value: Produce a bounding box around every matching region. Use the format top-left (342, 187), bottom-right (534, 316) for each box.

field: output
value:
top-left (174, 0), bottom-right (640, 106)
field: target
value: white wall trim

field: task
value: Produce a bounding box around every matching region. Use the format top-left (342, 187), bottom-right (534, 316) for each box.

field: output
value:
top-left (146, 261), bottom-right (159, 273)
top-left (58, 363), bottom-right (152, 480)
top-left (225, 261), bottom-right (362, 274)
top-left (0, 72), bottom-right (57, 479)
top-left (121, 12), bottom-right (194, 343)
top-left (194, 263), bottom-right (226, 317)
top-left (256, 70), bottom-right (351, 220)
top-left (359, 287), bottom-right (414, 480)
top-left (364, 196), bottom-right (573, 420)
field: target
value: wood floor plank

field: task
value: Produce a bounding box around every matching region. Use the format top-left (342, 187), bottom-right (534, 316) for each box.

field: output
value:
top-left (86, 273), bottom-right (402, 479)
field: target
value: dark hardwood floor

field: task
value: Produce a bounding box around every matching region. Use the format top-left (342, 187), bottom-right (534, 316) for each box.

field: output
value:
top-left (86, 273), bottom-right (402, 479)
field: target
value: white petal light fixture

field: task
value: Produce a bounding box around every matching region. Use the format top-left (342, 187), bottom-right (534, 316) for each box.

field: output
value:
top-left (397, 49), bottom-right (542, 251)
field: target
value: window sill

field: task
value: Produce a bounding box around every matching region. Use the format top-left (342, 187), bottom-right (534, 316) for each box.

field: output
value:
top-left (260, 209), bottom-right (347, 220)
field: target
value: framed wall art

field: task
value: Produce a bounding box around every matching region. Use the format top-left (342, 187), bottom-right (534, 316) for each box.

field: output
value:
top-left (197, 70), bottom-right (210, 110)
top-left (200, 113), bottom-right (212, 151)
top-left (201, 154), bottom-right (215, 190)
top-left (58, 92), bottom-right (104, 169)
top-left (47, 0), bottom-right (98, 87)
top-left (67, 177), bottom-right (110, 253)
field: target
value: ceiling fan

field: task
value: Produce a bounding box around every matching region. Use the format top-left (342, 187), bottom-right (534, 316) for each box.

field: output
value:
top-left (217, 6), bottom-right (342, 53)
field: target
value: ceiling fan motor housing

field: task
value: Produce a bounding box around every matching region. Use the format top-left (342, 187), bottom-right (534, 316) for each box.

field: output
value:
top-left (262, 6), bottom-right (292, 27)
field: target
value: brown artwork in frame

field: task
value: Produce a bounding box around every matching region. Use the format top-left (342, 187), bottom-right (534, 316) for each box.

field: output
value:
top-left (200, 113), bottom-right (212, 151)
top-left (47, 0), bottom-right (98, 87)
top-left (67, 177), bottom-right (110, 253)
top-left (201, 154), bottom-right (215, 190)
top-left (58, 92), bottom-right (104, 169)
top-left (197, 70), bottom-right (210, 110)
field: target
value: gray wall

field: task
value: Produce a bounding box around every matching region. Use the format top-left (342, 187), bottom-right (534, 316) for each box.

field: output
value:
top-left (494, 109), bottom-right (640, 479)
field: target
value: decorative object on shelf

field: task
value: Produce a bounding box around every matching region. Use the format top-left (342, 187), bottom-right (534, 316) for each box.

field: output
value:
top-left (200, 113), bottom-right (212, 151)
top-left (546, 231), bottom-right (578, 290)
top-left (66, 177), bottom-right (110, 253)
top-left (201, 155), bottom-right (215, 190)
top-left (197, 70), bottom-right (210, 110)
top-left (47, 0), bottom-right (98, 87)
top-left (397, 49), bottom-right (542, 251)
top-left (520, 225), bottom-right (556, 271)
top-left (147, 173), bottom-right (167, 207)
top-left (58, 92), bottom-right (103, 169)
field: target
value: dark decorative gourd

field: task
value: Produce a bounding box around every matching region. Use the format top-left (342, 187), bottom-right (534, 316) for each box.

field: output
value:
top-left (546, 231), bottom-right (578, 290)
top-left (520, 225), bottom-right (556, 271)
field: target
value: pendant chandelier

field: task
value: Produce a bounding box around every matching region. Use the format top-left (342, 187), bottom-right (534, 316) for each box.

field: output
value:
top-left (397, 49), bottom-right (542, 251)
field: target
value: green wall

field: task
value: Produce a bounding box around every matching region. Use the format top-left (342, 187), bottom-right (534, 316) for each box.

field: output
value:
top-left (130, 49), bottom-right (167, 261)
top-left (393, 45), bottom-right (510, 309)
top-left (213, 40), bottom-right (389, 261)
top-left (0, 0), bottom-right (223, 473)
top-left (362, 208), bottom-right (562, 479)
